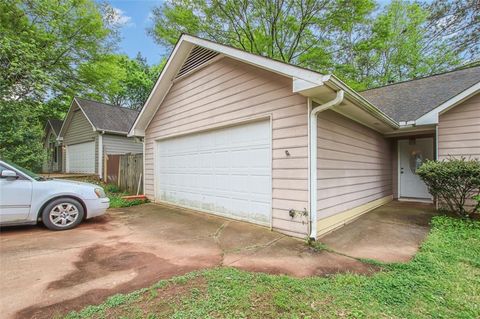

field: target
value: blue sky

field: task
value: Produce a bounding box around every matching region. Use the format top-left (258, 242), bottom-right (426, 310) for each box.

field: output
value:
top-left (108, 0), bottom-right (166, 65)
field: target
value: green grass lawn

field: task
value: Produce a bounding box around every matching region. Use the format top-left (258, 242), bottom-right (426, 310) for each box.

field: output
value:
top-left (66, 216), bottom-right (480, 319)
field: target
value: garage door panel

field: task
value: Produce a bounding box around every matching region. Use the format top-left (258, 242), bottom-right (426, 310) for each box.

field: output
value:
top-left (156, 120), bottom-right (271, 225)
top-left (67, 141), bottom-right (95, 174)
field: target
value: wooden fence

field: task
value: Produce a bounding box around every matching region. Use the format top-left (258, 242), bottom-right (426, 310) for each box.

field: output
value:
top-left (104, 153), bottom-right (143, 194)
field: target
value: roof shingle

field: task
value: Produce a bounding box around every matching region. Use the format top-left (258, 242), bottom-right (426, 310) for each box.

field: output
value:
top-left (360, 66), bottom-right (480, 122)
top-left (74, 98), bottom-right (139, 134)
top-left (48, 119), bottom-right (63, 136)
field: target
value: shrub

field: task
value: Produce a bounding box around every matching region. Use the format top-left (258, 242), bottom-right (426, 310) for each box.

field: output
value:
top-left (105, 183), bottom-right (121, 194)
top-left (417, 157), bottom-right (480, 218)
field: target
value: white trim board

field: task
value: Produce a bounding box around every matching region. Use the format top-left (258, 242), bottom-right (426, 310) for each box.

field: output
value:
top-left (415, 82), bottom-right (480, 125)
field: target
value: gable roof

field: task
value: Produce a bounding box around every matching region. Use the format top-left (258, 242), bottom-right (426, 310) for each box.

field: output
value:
top-left (360, 66), bottom-right (480, 123)
top-left (46, 118), bottom-right (63, 136)
top-left (129, 34), bottom-right (398, 137)
top-left (58, 97), bottom-right (140, 138)
top-left (74, 98), bottom-right (139, 134)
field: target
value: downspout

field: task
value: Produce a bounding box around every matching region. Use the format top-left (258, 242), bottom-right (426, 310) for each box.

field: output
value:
top-left (309, 90), bottom-right (344, 240)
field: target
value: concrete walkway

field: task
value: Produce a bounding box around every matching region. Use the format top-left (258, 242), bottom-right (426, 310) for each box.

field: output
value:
top-left (320, 201), bottom-right (437, 262)
top-left (0, 201), bottom-right (435, 318)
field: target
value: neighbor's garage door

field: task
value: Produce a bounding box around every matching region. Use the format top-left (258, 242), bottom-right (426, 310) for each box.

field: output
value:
top-left (66, 141), bottom-right (95, 174)
top-left (156, 120), bottom-right (271, 225)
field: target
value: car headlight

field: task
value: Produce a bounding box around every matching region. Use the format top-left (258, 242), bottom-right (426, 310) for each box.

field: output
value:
top-left (94, 187), bottom-right (107, 198)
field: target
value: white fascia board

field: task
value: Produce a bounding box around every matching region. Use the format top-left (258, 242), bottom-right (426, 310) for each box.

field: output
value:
top-left (324, 75), bottom-right (400, 129)
top-left (57, 99), bottom-right (76, 140)
top-left (128, 39), bottom-right (194, 137)
top-left (292, 78), bottom-right (321, 93)
top-left (182, 35), bottom-right (325, 84)
top-left (415, 82), bottom-right (480, 125)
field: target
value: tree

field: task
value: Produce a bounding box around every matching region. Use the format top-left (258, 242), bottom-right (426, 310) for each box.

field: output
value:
top-left (0, 0), bottom-right (117, 170)
top-left (149, 0), bottom-right (476, 89)
top-left (149, 0), bottom-right (373, 64)
top-left (0, 100), bottom-right (45, 171)
top-left (77, 53), bottom-right (164, 109)
top-left (0, 0), bottom-right (117, 102)
top-left (424, 0), bottom-right (479, 63)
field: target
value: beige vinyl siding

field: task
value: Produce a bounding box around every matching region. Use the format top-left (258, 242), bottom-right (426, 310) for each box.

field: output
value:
top-left (103, 134), bottom-right (143, 155)
top-left (317, 110), bottom-right (392, 219)
top-left (438, 93), bottom-right (480, 160)
top-left (144, 57), bottom-right (309, 237)
top-left (62, 108), bottom-right (98, 173)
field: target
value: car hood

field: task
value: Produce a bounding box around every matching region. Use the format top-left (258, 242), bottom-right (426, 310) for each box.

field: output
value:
top-left (44, 179), bottom-right (100, 189)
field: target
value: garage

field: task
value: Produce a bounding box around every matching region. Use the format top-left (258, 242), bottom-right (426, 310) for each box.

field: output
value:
top-left (66, 141), bottom-right (95, 174)
top-left (156, 120), bottom-right (271, 225)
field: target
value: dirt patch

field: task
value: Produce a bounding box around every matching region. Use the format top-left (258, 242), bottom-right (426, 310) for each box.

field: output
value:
top-left (15, 244), bottom-right (209, 319)
top-left (78, 215), bottom-right (115, 232)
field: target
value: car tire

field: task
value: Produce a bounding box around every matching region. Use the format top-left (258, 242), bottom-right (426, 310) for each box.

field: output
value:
top-left (42, 198), bottom-right (85, 231)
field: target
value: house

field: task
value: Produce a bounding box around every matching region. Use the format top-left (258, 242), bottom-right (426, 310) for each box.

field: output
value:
top-left (58, 97), bottom-right (143, 177)
top-left (42, 119), bottom-right (64, 173)
top-left (129, 35), bottom-right (480, 240)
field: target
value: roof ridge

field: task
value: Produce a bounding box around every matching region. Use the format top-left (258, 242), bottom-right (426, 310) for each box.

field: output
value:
top-left (75, 96), bottom-right (139, 112)
top-left (361, 63), bottom-right (480, 92)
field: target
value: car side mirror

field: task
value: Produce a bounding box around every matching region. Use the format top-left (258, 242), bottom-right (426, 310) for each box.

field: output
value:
top-left (0, 170), bottom-right (18, 180)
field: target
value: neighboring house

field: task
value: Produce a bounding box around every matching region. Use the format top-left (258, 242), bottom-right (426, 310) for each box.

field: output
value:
top-left (42, 119), bottom-right (64, 173)
top-left (58, 97), bottom-right (143, 177)
top-left (129, 35), bottom-right (480, 239)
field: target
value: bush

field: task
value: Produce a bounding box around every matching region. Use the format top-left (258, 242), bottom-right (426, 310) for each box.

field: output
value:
top-left (417, 157), bottom-right (480, 218)
top-left (104, 183), bottom-right (121, 194)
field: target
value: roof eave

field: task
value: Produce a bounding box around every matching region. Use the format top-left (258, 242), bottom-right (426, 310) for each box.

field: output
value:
top-left (323, 75), bottom-right (400, 129)
top-left (129, 34), bottom-right (329, 137)
top-left (415, 82), bottom-right (480, 125)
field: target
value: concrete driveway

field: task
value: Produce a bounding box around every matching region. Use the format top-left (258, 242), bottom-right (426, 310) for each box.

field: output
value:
top-left (0, 201), bottom-right (435, 319)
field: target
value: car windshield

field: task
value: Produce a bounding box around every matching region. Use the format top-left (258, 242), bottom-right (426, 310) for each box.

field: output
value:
top-left (2, 159), bottom-right (44, 181)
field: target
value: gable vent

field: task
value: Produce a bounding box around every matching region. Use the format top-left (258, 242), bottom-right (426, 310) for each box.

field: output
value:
top-left (175, 46), bottom-right (219, 79)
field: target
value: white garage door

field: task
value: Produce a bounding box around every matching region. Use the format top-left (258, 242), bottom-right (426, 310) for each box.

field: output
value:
top-left (156, 120), bottom-right (271, 225)
top-left (67, 141), bottom-right (95, 174)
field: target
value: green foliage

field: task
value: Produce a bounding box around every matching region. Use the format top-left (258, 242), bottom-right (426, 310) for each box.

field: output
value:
top-left (474, 195), bottom-right (480, 214)
top-left (104, 183), bottom-right (121, 194)
top-left (417, 158), bottom-right (480, 218)
top-left (108, 195), bottom-right (146, 208)
top-left (0, 0), bottom-right (113, 101)
top-left (0, 0), bottom-right (163, 164)
top-left (149, 0), bottom-right (475, 89)
top-left (0, 100), bottom-right (45, 171)
top-left (66, 216), bottom-right (480, 319)
top-left (78, 53), bottom-right (164, 109)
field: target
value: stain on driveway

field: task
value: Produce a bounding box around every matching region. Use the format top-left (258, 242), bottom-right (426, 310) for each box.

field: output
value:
top-left (0, 201), bottom-right (433, 318)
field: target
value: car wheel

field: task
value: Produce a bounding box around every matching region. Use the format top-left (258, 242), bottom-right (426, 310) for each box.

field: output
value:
top-left (42, 198), bottom-right (85, 231)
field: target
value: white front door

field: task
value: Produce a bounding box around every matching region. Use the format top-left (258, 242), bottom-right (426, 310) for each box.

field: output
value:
top-left (156, 120), bottom-right (272, 225)
top-left (398, 137), bottom-right (434, 199)
top-left (66, 141), bottom-right (95, 174)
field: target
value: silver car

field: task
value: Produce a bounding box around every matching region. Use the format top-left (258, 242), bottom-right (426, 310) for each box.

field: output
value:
top-left (0, 160), bottom-right (109, 230)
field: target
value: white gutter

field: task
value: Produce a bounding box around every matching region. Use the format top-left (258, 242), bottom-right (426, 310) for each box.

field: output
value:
top-left (309, 90), bottom-right (344, 240)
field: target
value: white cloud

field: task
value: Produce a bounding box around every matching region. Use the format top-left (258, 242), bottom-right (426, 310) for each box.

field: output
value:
top-left (108, 6), bottom-right (134, 27)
